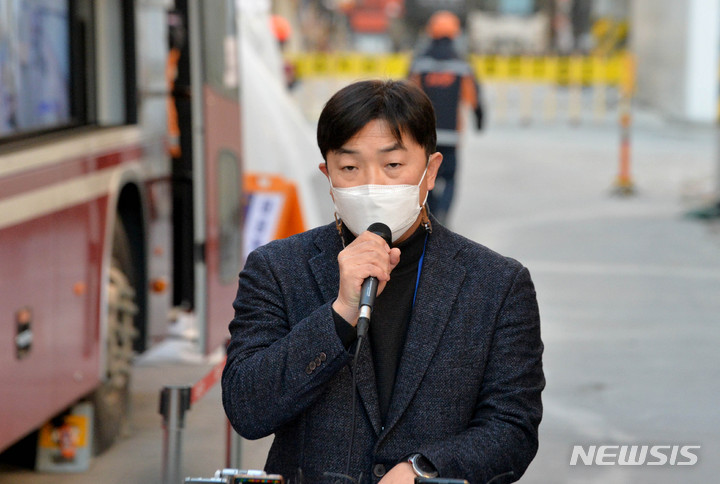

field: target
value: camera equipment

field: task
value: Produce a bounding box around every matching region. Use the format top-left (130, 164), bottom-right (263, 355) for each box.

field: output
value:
top-left (415, 479), bottom-right (469, 484)
top-left (185, 469), bottom-right (284, 484)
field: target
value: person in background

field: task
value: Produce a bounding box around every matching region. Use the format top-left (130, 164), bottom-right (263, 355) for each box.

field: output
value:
top-left (409, 10), bottom-right (484, 225)
top-left (270, 14), bottom-right (297, 89)
top-left (222, 79), bottom-right (543, 484)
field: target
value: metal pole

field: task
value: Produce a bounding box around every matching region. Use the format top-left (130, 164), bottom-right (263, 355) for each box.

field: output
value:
top-left (188, 0), bottom-right (208, 355)
top-left (226, 420), bottom-right (243, 469)
top-left (160, 386), bottom-right (191, 484)
top-left (715, 129), bottom-right (720, 212)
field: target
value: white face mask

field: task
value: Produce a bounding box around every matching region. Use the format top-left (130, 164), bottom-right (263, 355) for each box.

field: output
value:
top-left (330, 167), bottom-right (428, 243)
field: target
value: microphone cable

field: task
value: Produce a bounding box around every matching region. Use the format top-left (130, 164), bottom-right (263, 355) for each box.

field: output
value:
top-left (486, 471), bottom-right (515, 483)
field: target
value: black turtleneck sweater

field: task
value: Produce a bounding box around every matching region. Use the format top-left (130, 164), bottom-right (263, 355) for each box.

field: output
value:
top-left (333, 224), bottom-right (428, 423)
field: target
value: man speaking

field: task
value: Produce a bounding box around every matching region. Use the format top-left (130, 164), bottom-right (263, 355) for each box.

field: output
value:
top-left (222, 80), bottom-right (544, 483)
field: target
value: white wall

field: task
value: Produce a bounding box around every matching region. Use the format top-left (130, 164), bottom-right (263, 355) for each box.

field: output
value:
top-left (631, 0), bottom-right (720, 123)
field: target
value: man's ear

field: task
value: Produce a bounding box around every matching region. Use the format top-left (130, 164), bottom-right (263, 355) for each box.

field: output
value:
top-left (426, 152), bottom-right (443, 191)
top-left (319, 162), bottom-right (334, 201)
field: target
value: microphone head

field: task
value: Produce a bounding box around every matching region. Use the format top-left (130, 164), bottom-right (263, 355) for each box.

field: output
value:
top-left (367, 222), bottom-right (392, 245)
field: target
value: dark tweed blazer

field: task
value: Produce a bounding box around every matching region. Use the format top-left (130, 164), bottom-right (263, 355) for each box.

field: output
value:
top-left (222, 220), bottom-right (544, 484)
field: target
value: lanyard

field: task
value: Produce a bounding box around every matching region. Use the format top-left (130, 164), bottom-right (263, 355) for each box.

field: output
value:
top-left (412, 233), bottom-right (428, 308)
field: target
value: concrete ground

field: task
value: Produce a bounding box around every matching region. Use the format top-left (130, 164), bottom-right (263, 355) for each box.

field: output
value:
top-left (453, 115), bottom-right (720, 483)
top-left (1, 111), bottom-right (719, 483)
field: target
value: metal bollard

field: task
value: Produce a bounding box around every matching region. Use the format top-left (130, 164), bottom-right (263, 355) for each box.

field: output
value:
top-left (160, 385), bottom-right (192, 484)
top-left (226, 421), bottom-right (243, 469)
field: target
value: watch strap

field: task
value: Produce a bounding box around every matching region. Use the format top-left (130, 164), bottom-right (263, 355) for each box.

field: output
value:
top-left (408, 453), bottom-right (439, 478)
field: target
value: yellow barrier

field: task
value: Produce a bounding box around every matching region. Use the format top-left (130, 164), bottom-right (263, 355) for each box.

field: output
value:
top-left (289, 52), bottom-right (632, 86)
top-left (289, 51), bottom-right (636, 127)
top-left (293, 52), bottom-right (412, 80)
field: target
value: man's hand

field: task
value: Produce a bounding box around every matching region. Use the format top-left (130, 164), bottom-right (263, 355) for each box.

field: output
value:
top-left (332, 230), bottom-right (400, 325)
top-left (378, 461), bottom-right (416, 483)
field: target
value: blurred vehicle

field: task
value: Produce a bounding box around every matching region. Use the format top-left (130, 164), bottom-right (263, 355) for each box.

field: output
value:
top-left (0, 0), bottom-right (243, 461)
top-left (341, 0), bottom-right (405, 52)
top-left (467, 0), bottom-right (550, 55)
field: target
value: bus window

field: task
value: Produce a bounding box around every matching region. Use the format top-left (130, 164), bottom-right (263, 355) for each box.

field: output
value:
top-left (0, 0), bottom-right (71, 137)
top-left (0, 0), bottom-right (135, 143)
top-left (200, 0), bottom-right (239, 98)
top-left (217, 149), bottom-right (241, 284)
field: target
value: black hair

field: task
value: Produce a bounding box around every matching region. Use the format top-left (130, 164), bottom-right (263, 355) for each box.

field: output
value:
top-left (317, 79), bottom-right (437, 160)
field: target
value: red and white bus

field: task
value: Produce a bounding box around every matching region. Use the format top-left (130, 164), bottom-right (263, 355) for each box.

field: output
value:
top-left (0, 0), bottom-right (243, 458)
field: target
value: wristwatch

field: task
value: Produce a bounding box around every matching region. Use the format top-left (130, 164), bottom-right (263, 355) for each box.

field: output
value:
top-left (407, 453), bottom-right (439, 478)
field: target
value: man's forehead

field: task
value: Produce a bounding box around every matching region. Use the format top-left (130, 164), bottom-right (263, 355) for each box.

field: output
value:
top-left (338, 119), bottom-right (415, 152)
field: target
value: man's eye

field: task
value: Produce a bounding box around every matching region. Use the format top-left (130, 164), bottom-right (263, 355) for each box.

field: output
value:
top-left (341, 165), bottom-right (357, 172)
top-left (386, 162), bottom-right (402, 169)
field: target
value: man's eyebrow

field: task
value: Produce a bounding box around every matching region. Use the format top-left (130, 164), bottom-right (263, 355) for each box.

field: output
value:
top-left (379, 142), bottom-right (405, 153)
top-left (334, 142), bottom-right (405, 154)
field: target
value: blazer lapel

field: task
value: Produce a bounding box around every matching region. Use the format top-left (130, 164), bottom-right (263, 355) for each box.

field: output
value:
top-left (353, 338), bottom-right (383, 436)
top-left (308, 226), bottom-right (342, 303)
top-left (381, 228), bottom-right (466, 436)
top-left (308, 227), bottom-right (383, 435)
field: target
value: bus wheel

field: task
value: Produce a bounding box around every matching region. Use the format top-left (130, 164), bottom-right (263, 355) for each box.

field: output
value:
top-left (93, 219), bottom-right (138, 454)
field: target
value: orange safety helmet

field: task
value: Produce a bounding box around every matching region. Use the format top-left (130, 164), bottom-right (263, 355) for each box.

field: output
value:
top-left (427, 10), bottom-right (461, 39)
top-left (270, 14), bottom-right (292, 43)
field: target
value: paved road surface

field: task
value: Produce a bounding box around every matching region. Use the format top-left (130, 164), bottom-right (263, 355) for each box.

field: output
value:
top-left (454, 118), bottom-right (720, 484)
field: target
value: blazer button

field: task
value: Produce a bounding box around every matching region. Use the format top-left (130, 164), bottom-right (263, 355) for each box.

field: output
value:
top-left (308, 361), bottom-right (317, 371)
top-left (372, 463), bottom-right (386, 478)
top-left (319, 352), bottom-right (327, 361)
top-left (314, 356), bottom-right (322, 366)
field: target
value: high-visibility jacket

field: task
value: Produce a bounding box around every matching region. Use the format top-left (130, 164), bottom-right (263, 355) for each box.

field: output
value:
top-left (409, 38), bottom-right (483, 146)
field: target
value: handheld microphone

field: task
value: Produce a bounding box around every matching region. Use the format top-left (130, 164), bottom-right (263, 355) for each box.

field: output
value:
top-left (356, 222), bottom-right (392, 339)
